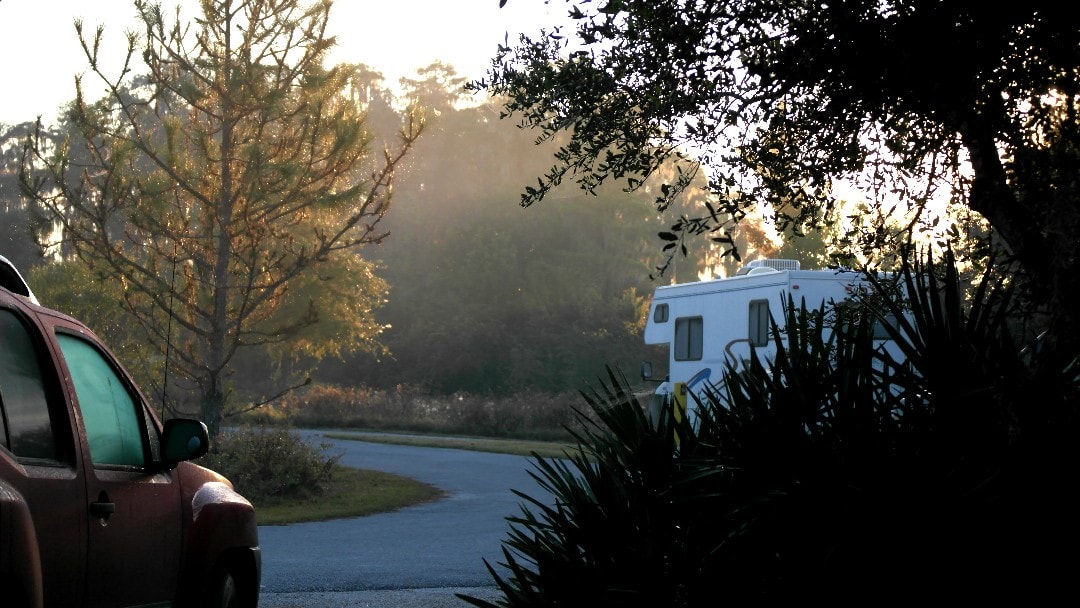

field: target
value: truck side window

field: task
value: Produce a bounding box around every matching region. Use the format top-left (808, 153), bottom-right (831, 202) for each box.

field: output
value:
top-left (674, 316), bottom-right (703, 361)
top-left (749, 299), bottom-right (770, 346)
top-left (653, 303), bottom-right (669, 323)
top-left (56, 333), bottom-right (146, 467)
top-left (0, 308), bottom-right (58, 460)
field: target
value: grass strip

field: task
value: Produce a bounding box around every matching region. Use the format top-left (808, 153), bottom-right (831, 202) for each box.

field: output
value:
top-left (255, 466), bottom-right (443, 526)
top-left (323, 430), bottom-right (580, 459)
top-left (254, 432), bottom-right (582, 525)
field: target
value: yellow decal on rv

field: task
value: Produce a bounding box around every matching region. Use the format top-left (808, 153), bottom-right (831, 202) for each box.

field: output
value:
top-left (673, 382), bottom-right (687, 424)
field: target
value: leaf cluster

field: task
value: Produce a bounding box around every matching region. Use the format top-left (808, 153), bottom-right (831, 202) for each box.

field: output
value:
top-left (477, 1), bottom-right (1080, 297)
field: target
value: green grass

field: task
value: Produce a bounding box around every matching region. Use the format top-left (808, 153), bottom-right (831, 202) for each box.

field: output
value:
top-left (322, 430), bottom-right (581, 459)
top-left (255, 431), bottom-right (576, 525)
top-left (255, 466), bottom-right (444, 526)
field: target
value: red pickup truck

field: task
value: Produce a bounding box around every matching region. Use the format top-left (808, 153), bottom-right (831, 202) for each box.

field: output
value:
top-left (0, 255), bottom-right (260, 608)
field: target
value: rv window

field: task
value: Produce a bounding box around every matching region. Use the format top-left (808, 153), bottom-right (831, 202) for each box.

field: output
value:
top-left (653, 303), bottom-right (669, 323)
top-left (674, 317), bottom-right (703, 361)
top-left (748, 299), bottom-right (769, 346)
top-left (874, 312), bottom-right (900, 340)
top-left (835, 300), bottom-right (899, 340)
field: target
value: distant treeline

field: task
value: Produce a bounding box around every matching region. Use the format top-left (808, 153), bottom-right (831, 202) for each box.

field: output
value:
top-left (1, 66), bottom-right (716, 401)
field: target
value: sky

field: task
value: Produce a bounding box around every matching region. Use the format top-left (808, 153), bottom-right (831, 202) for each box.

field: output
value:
top-left (0, 0), bottom-right (567, 126)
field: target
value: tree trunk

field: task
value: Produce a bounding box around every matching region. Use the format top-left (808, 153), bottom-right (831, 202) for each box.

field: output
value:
top-left (201, 379), bottom-right (226, 437)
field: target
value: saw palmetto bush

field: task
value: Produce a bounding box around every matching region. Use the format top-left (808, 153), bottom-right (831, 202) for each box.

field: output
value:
top-left (461, 250), bottom-right (1080, 607)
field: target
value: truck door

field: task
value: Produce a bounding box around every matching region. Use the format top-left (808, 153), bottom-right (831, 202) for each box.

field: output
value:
top-left (54, 331), bottom-right (182, 607)
top-left (0, 305), bottom-right (87, 607)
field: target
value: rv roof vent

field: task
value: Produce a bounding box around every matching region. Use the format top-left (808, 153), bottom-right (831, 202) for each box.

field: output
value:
top-left (736, 258), bottom-right (801, 275)
top-left (746, 266), bottom-right (778, 275)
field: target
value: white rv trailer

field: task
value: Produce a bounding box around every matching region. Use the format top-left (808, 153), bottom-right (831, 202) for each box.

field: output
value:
top-left (641, 258), bottom-right (891, 425)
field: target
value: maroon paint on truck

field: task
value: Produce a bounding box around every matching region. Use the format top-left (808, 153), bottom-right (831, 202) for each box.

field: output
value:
top-left (0, 260), bottom-right (260, 608)
top-left (174, 467), bottom-right (262, 606)
top-left (0, 482), bottom-right (46, 608)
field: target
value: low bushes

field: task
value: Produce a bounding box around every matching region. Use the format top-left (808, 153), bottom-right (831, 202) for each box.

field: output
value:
top-left (212, 369), bottom-right (598, 512)
top-left (198, 426), bottom-right (341, 502)
top-left (239, 384), bottom-right (583, 441)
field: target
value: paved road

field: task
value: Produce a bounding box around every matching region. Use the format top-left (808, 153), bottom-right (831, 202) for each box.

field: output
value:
top-left (257, 431), bottom-right (553, 607)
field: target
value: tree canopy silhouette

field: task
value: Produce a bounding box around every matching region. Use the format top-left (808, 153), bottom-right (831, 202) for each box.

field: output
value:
top-left (478, 0), bottom-right (1080, 348)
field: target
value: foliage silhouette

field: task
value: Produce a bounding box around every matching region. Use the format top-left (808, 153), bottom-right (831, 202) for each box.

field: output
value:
top-left (462, 249), bottom-right (1080, 606)
top-left (479, 1), bottom-right (1080, 354)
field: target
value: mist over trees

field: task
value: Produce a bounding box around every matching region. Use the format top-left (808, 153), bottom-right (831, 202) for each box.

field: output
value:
top-left (299, 63), bottom-right (708, 397)
top-left (0, 123), bottom-right (40, 272)
top-left (1, 42), bottom-right (713, 410)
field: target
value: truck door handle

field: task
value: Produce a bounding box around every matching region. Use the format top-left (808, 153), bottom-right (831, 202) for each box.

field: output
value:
top-left (90, 492), bottom-right (116, 519)
top-left (90, 501), bottom-right (115, 517)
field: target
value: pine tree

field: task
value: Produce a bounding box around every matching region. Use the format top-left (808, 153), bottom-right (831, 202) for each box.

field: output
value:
top-left (20, 0), bottom-right (423, 434)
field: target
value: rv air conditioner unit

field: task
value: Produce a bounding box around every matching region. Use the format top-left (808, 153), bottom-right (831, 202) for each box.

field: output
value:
top-left (736, 258), bottom-right (801, 275)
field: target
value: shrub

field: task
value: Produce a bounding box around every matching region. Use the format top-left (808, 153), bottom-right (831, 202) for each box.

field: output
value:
top-left (463, 249), bottom-right (1080, 607)
top-left (238, 383), bottom-right (582, 440)
top-left (198, 426), bottom-right (341, 502)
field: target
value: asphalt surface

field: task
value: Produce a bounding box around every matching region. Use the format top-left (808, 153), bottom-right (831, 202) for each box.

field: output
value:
top-left (259, 587), bottom-right (502, 608)
top-left (256, 431), bottom-right (553, 607)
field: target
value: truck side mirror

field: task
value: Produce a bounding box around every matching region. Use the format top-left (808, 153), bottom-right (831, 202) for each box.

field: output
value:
top-left (641, 361), bottom-right (653, 381)
top-left (161, 418), bottom-right (210, 464)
